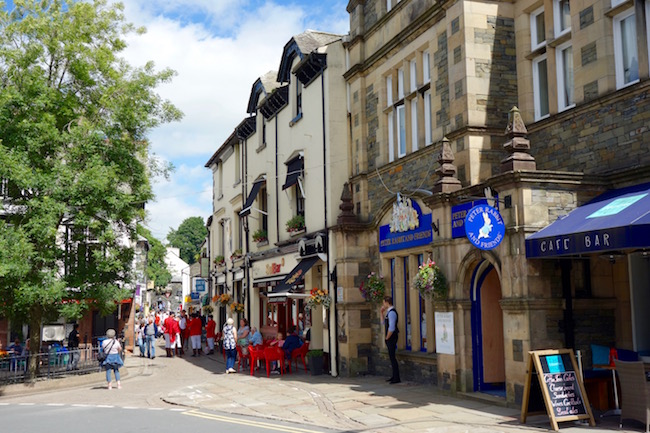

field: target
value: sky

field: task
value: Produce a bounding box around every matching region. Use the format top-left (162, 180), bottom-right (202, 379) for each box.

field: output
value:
top-left (112, 0), bottom-right (349, 241)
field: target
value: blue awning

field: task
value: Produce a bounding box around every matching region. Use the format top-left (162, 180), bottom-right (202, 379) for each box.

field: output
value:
top-left (526, 182), bottom-right (650, 258)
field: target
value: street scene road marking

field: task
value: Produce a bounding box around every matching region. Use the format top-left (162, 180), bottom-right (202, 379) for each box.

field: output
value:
top-left (183, 410), bottom-right (325, 433)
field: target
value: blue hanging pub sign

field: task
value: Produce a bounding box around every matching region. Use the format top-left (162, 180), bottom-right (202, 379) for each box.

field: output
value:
top-left (451, 199), bottom-right (488, 239)
top-left (379, 195), bottom-right (433, 253)
top-left (464, 204), bottom-right (506, 250)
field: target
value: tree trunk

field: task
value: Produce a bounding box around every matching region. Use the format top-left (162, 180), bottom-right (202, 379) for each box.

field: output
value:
top-left (27, 312), bottom-right (42, 382)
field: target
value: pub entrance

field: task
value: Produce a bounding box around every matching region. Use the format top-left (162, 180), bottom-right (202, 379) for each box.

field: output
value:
top-left (471, 261), bottom-right (505, 395)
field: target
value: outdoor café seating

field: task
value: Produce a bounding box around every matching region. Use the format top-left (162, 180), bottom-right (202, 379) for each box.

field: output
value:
top-left (236, 345), bottom-right (250, 372)
top-left (290, 341), bottom-right (309, 372)
top-left (614, 359), bottom-right (650, 433)
top-left (263, 346), bottom-right (289, 377)
top-left (248, 345), bottom-right (266, 376)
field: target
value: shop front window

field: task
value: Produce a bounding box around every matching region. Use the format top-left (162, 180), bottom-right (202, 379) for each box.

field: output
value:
top-left (404, 257), bottom-right (412, 351)
top-left (418, 254), bottom-right (427, 352)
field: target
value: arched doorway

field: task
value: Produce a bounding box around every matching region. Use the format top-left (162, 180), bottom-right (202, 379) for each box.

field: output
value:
top-left (471, 262), bottom-right (505, 395)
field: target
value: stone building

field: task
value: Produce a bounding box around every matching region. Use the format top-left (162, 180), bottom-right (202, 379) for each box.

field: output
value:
top-left (335, 0), bottom-right (650, 406)
top-left (206, 30), bottom-right (349, 371)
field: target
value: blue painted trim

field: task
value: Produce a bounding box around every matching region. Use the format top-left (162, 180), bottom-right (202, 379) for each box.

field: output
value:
top-left (404, 257), bottom-right (411, 351)
top-left (470, 263), bottom-right (504, 392)
top-left (418, 254), bottom-right (426, 352)
top-left (390, 258), bottom-right (395, 300)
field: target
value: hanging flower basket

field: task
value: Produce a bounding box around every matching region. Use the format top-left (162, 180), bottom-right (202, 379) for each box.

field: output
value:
top-left (203, 305), bottom-right (214, 314)
top-left (230, 302), bottom-right (245, 314)
top-left (359, 272), bottom-right (385, 303)
top-left (306, 288), bottom-right (331, 309)
top-left (213, 293), bottom-right (232, 306)
top-left (412, 259), bottom-right (448, 300)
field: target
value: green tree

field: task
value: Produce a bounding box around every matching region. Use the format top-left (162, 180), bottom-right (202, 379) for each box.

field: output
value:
top-left (0, 0), bottom-right (182, 379)
top-left (136, 224), bottom-right (172, 290)
top-left (167, 216), bottom-right (207, 264)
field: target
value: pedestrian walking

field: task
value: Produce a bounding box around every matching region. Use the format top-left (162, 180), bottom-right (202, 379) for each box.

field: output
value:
top-left (101, 329), bottom-right (123, 390)
top-left (381, 296), bottom-right (400, 384)
top-left (143, 316), bottom-right (157, 359)
top-left (189, 313), bottom-right (203, 357)
top-left (67, 324), bottom-right (80, 370)
top-left (205, 314), bottom-right (216, 354)
top-left (136, 320), bottom-right (145, 357)
top-left (222, 318), bottom-right (237, 373)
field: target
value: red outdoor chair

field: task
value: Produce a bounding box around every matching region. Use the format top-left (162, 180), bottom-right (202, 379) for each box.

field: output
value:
top-left (264, 346), bottom-right (288, 377)
top-left (248, 345), bottom-right (266, 376)
top-left (291, 341), bottom-right (309, 372)
top-left (236, 345), bottom-right (250, 372)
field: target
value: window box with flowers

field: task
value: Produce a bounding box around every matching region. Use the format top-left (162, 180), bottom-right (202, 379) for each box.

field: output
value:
top-left (306, 287), bottom-right (331, 309)
top-left (412, 259), bottom-right (448, 300)
top-left (213, 293), bottom-right (232, 307)
top-left (214, 255), bottom-right (225, 267)
top-left (230, 248), bottom-right (243, 262)
top-left (252, 229), bottom-right (268, 244)
top-left (359, 272), bottom-right (385, 303)
top-left (230, 302), bottom-right (245, 314)
top-left (286, 214), bottom-right (305, 235)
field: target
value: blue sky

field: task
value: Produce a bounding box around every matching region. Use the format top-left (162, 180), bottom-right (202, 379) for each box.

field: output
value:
top-left (114, 0), bottom-right (349, 240)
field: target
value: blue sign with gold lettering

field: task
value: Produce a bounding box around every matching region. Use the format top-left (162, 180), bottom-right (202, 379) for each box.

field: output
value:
top-left (379, 200), bottom-right (432, 252)
top-left (464, 204), bottom-right (505, 250)
top-left (451, 200), bottom-right (487, 238)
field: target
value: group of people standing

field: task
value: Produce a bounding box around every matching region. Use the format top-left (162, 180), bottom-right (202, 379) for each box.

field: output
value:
top-left (134, 310), bottom-right (218, 359)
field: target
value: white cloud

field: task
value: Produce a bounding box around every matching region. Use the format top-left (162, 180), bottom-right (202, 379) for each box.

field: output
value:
top-left (114, 0), bottom-right (349, 240)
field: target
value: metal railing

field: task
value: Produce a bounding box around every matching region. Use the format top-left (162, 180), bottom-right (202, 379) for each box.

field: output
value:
top-left (0, 346), bottom-right (102, 384)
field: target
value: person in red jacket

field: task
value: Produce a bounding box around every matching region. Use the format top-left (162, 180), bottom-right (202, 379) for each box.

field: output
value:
top-left (205, 314), bottom-right (216, 355)
top-left (163, 312), bottom-right (178, 358)
top-left (188, 312), bottom-right (203, 357)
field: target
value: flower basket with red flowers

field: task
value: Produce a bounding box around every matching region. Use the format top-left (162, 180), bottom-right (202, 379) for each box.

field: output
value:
top-left (359, 272), bottom-right (385, 303)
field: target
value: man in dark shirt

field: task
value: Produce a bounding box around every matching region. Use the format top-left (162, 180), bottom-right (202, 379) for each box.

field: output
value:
top-left (67, 324), bottom-right (80, 370)
top-left (282, 326), bottom-right (303, 359)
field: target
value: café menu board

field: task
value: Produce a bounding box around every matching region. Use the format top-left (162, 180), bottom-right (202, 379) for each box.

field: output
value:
top-left (521, 349), bottom-right (595, 431)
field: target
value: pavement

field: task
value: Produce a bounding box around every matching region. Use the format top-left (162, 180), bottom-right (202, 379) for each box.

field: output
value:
top-left (0, 344), bottom-right (645, 433)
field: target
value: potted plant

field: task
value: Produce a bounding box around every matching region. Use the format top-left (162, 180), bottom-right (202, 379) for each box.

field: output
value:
top-left (286, 214), bottom-right (305, 233)
top-left (230, 302), bottom-right (245, 314)
top-left (412, 259), bottom-right (448, 300)
top-left (230, 248), bottom-right (243, 261)
top-left (307, 349), bottom-right (324, 376)
top-left (214, 255), bottom-right (225, 266)
top-left (213, 293), bottom-right (232, 307)
top-left (359, 272), bottom-right (385, 303)
top-left (306, 288), bottom-right (331, 309)
top-left (252, 229), bottom-right (267, 243)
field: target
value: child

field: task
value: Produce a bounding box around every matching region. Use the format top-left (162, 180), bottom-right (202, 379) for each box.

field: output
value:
top-left (269, 332), bottom-right (284, 374)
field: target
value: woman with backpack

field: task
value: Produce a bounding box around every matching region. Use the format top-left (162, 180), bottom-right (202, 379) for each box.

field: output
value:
top-left (101, 328), bottom-right (123, 389)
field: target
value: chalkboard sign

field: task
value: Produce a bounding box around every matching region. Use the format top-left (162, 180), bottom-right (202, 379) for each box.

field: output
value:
top-left (521, 349), bottom-right (595, 431)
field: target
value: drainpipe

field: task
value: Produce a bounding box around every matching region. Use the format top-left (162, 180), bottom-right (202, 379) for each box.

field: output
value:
top-left (275, 116), bottom-right (280, 244)
top-left (321, 72), bottom-right (337, 377)
top-left (242, 135), bottom-right (251, 321)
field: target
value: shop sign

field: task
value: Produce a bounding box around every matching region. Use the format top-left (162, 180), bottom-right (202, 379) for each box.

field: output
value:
top-left (379, 199), bottom-right (432, 253)
top-left (464, 204), bottom-right (505, 250)
top-left (266, 258), bottom-right (285, 275)
top-left (268, 296), bottom-right (287, 304)
top-left (190, 292), bottom-right (200, 300)
top-left (193, 278), bottom-right (206, 292)
top-left (451, 200), bottom-right (487, 238)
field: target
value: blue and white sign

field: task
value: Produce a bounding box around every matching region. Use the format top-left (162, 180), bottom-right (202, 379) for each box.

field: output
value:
top-left (190, 292), bottom-right (200, 300)
top-left (451, 200), bottom-right (487, 239)
top-left (193, 278), bottom-right (206, 292)
top-left (379, 199), bottom-right (433, 253)
top-left (464, 204), bottom-right (505, 250)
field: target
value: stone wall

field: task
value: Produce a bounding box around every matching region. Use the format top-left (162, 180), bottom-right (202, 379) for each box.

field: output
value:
top-left (530, 84), bottom-right (650, 174)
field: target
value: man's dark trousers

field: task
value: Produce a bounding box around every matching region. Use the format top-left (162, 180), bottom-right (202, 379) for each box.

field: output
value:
top-left (386, 333), bottom-right (400, 381)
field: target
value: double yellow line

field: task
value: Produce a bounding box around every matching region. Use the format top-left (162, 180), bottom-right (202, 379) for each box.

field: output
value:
top-left (182, 409), bottom-right (326, 433)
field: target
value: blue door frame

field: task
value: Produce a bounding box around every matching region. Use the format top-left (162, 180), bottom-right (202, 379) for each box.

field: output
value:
top-left (470, 262), bottom-right (505, 392)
